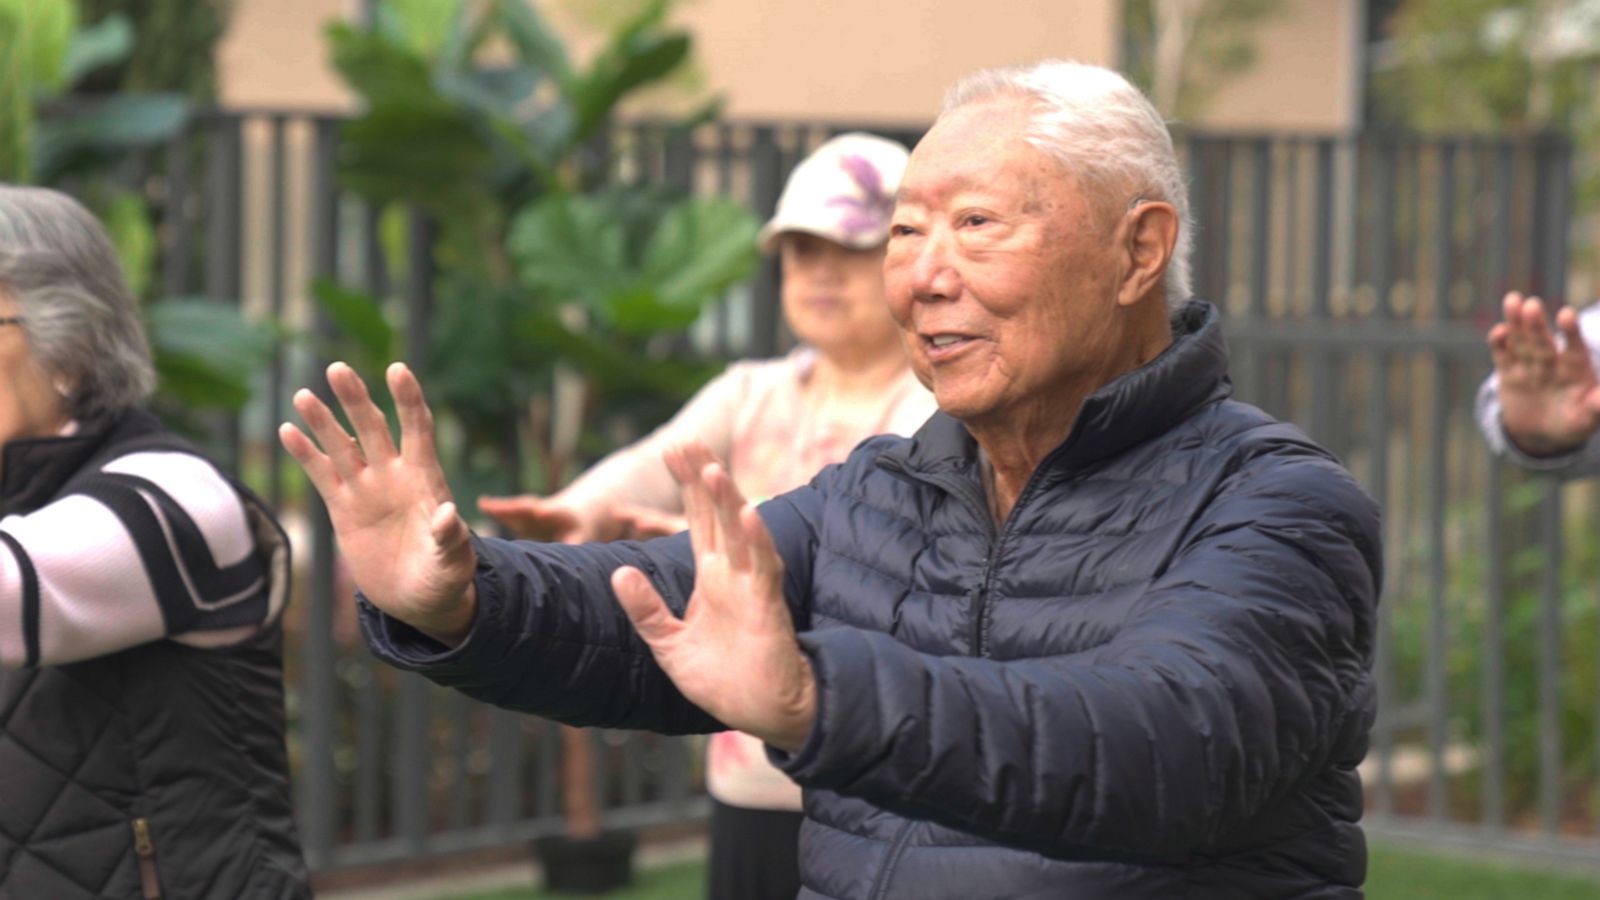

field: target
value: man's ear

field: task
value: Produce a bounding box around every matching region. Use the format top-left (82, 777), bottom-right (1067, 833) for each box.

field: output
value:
top-left (1116, 201), bottom-right (1179, 308)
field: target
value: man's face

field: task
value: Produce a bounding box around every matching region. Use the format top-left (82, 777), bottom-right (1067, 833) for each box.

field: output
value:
top-left (884, 97), bottom-right (1128, 429)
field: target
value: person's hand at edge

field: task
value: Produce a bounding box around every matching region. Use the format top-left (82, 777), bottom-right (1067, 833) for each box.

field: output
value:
top-left (614, 504), bottom-right (688, 540)
top-left (478, 494), bottom-right (603, 543)
top-left (1488, 291), bottom-right (1600, 457)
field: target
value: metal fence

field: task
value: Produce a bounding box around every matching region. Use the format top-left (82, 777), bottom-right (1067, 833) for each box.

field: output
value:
top-left (139, 110), bottom-right (1596, 879)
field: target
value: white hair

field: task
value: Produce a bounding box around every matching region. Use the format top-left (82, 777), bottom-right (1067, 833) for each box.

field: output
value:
top-left (940, 60), bottom-right (1193, 309)
top-left (0, 185), bottom-right (156, 419)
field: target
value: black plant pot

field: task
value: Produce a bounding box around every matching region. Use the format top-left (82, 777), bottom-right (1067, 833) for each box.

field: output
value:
top-left (533, 830), bottom-right (638, 894)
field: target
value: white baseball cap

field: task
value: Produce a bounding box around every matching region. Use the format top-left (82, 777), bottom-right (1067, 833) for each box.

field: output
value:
top-left (758, 132), bottom-right (910, 254)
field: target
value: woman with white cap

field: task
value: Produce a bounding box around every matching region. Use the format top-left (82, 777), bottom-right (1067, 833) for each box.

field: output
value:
top-left (478, 132), bottom-right (933, 899)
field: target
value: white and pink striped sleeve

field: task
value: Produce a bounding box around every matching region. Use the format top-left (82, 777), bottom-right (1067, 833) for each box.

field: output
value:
top-left (0, 451), bottom-right (283, 668)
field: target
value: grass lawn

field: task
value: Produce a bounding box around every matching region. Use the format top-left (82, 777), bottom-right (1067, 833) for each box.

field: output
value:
top-left (432, 859), bottom-right (704, 900)
top-left (1367, 844), bottom-right (1600, 899)
top-left (437, 845), bottom-right (1600, 899)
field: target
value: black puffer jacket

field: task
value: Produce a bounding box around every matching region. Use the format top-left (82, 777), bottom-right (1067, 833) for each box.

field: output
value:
top-left (367, 301), bottom-right (1382, 899)
top-left (0, 411), bottom-right (307, 899)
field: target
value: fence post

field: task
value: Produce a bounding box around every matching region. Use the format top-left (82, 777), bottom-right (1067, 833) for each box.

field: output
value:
top-left (298, 114), bottom-right (343, 873)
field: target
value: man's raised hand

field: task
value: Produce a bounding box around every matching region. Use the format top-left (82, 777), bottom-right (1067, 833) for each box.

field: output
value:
top-left (279, 362), bottom-right (478, 644)
top-left (609, 444), bottom-right (816, 753)
top-left (1488, 291), bottom-right (1600, 457)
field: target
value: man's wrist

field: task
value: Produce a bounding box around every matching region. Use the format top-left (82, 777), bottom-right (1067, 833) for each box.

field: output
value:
top-left (1505, 426), bottom-right (1588, 459)
top-left (418, 581), bottom-right (479, 648)
top-left (767, 654), bottom-right (818, 755)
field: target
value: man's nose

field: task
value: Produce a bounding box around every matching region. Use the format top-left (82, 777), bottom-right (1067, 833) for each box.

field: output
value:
top-left (908, 232), bottom-right (961, 301)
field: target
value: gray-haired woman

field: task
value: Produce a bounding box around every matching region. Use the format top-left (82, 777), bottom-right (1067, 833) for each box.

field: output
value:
top-left (0, 185), bottom-right (308, 899)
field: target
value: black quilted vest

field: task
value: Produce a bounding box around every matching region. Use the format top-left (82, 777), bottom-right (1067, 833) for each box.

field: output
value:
top-left (0, 410), bottom-right (308, 899)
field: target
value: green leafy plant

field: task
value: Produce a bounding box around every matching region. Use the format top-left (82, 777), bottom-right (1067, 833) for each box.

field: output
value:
top-left (1384, 476), bottom-right (1599, 824)
top-left (322, 0), bottom-right (757, 845)
top-left (0, 0), bottom-right (268, 420)
top-left (322, 0), bottom-right (753, 498)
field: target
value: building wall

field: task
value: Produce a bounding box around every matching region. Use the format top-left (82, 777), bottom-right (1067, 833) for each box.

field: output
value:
top-left (1187, 0), bottom-right (1364, 132)
top-left (215, 0), bottom-right (1120, 121)
top-left (217, 0), bottom-right (353, 110)
top-left (672, 0), bottom-right (1118, 124)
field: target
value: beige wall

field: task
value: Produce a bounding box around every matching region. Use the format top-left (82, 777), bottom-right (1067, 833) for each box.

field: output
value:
top-left (1189, 0), bottom-right (1363, 132)
top-left (216, 0), bottom-right (1118, 122)
top-left (215, 0), bottom-right (1361, 128)
top-left (673, 0), bottom-right (1118, 124)
top-left (217, 0), bottom-right (353, 110)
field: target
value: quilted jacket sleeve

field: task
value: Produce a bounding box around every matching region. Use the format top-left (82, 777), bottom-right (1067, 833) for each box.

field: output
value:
top-left (770, 440), bottom-right (1381, 861)
top-left (360, 496), bottom-right (820, 734)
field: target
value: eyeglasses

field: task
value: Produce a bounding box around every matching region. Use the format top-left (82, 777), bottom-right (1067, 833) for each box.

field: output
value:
top-left (0, 317), bottom-right (22, 327)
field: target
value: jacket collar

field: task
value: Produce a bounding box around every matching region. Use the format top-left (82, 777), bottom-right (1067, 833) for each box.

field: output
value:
top-left (0, 410), bottom-right (156, 517)
top-left (885, 300), bottom-right (1232, 479)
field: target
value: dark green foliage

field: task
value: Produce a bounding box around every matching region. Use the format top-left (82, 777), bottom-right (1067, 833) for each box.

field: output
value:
top-left (0, 0), bottom-right (265, 423)
top-left (321, 0), bottom-right (758, 499)
top-left (76, 0), bottom-right (233, 100)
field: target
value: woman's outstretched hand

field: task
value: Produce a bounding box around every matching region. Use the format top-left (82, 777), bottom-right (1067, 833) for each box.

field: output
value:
top-left (279, 362), bottom-right (479, 645)
top-left (609, 444), bottom-right (816, 753)
top-left (1488, 291), bottom-right (1600, 457)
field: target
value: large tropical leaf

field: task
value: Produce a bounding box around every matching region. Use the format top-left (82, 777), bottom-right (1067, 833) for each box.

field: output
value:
top-left (33, 92), bottom-right (188, 181)
top-left (0, 0), bottom-right (76, 93)
top-left (309, 278), bottom-right (397, 378)
top-left (100, 189), bottom-right (155, 295)
top-left (641, 196), bottom-right (758, 309)
top-left (0, 6), bottom-right (37, 182)
top-left (376, 0), bottom-right (465, 61)
top-left (61, 12), bottom-right (132, 87)
top-left (495, 0), bottom-right (573, 88)
top-left (326, 21), bottom-right (433, 107)
top-left (571, 31), bottom-right (689, 142)
top-left (146, 299), bottom-right (274, 412)
top-left (506, 191), bottom-right (632, 303)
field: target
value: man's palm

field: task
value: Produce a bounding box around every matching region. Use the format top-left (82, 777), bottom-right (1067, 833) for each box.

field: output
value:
top-left (280, 362), bottom-right (478, 643)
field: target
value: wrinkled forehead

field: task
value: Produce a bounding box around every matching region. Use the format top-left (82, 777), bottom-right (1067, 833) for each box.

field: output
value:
top-left (896, 108), bottom-right (1083, 213)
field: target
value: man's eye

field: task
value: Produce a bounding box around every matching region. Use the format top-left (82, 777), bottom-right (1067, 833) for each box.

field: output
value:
top-left (890, 224), bottom-right (917, 237)
top-left (962, 214), bottom-right (989, 227)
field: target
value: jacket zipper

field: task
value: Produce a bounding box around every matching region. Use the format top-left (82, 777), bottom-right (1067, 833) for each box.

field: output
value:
top-left (865, 453), bottom-right (1065, 892)
top-left (867, 820), bottom-right (918, 900)
top-left (879, 459), bottom-right (1055, 660)
top-left (971, 556), bottom-right (995, 657)
top-left (132, 817), bottom-right (161, 900)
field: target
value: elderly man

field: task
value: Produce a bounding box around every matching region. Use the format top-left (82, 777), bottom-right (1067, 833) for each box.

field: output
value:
top-left (283, 60), bottom-right (1381, 899)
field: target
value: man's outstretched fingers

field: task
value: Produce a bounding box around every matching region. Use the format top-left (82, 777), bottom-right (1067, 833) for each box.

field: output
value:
top-left (667, 446), bottom-right (718, 559)
top-left (389, 363), bottom-right (440, 465)
top-left (706, 465), bottom-right (749, 569)
top-left (1557, 307), bottom-right (1587, 361)
top-left (279, 422), bottom-right (338, 496)
top-left (611, 566), bottom-right (682, 646)
top-left (740, 503), bottom-right (784, 581)
top-left (1519, 296), bottom-right (1553, 345)
top-left (329, 363), bottom-right (398, 464)
top-left (293, 387), bottom-right (365, 479)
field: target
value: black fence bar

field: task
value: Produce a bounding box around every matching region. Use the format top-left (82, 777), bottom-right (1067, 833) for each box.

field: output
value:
top-left (298, 114), bottom-right (343, 872)
top-left (266, 114), bottom-right (289, 512)
top-left (1482, 455), bottom-right (1506, 834)
top-left (1424, 145), bottom-right (1456, 824)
